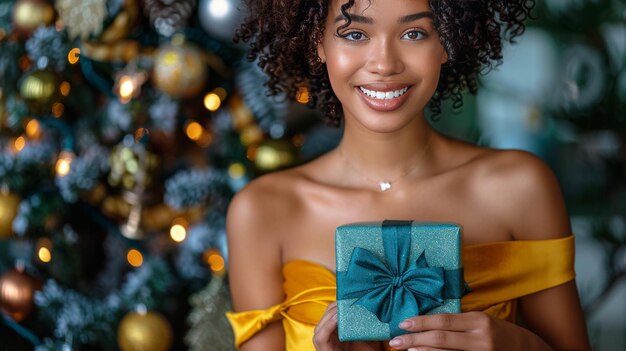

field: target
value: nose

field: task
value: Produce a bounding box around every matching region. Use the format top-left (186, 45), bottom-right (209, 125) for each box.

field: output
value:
top-left (366, 39), bottom-right (405, 76)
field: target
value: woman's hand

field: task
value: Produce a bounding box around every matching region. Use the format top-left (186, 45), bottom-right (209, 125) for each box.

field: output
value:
top-left (314, 302), bottom-right (382, 351)
top-left (387, 312), bottom-right (554, 351)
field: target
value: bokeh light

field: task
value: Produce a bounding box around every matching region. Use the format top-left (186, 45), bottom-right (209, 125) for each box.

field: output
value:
top-left (203, 93), bottom-right (221, 111)
top-left (170, 224), bottom-right (187, 243)
top-left (55, 151), bottom-right (74, 177)
top-left (52, 102), bottom-right (64, 118)
top-left (228, 163), bottom-right (246, 179)
top-left (38, 247), bottom-right (52, 263)
top-left (25, 119), bottom-right (40, 139)
top-left (185, 121), bottom-right (203, 141)
top-left (67, 48), bottom-right (80, 65)
top-left (296, 86), bottom-right (310, 104)
top-left (127, 249), bottom-right (143, 267)
top-left (13, 136), bottom-right (26, 153)
top-left (204, 249), bottom-right (225, 274)
top-left (59, 81), bottom-right (71, 96)
top-left (119, 76), bottom-right (135, 102)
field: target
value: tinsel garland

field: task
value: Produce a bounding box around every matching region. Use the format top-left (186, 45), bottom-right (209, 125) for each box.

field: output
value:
top-left (176, 213), bottom-right (226, 281)
top-left (33, 258), bottom-right (173, 348)
top-left (55, 146), bottom-right (110, 202)
top-left (148, 93), bottom-right (178, 134)
top-left (164, 168), bottom-right (230, 210)
top-left (235, 59), bottom-right (287, 135)
top-left (25, 26), bottom-right (70, 71)
top-left (0, 42), bottom-right (25, 94)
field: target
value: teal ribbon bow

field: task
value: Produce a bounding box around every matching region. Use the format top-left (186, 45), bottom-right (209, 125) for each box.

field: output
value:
top-left (337, 220), bottom-right (464, 337)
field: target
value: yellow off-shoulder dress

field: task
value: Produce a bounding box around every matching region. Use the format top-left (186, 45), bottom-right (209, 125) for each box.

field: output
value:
top-left (226, 236), bottom-right (575, 350)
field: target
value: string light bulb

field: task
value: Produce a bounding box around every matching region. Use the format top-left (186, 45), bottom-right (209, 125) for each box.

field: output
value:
top-left (118, 75), bottom-right (135, 103)
top-left (67, 48), bottom-right (80, 65)
top-left (52, 102), bottom-right (64, 118)
top-left (25, 119), bottom-right (41, 139)
top-left (296, 86), bottom-right (310, 104)
top-left (170, 224), bottom-right (187, 242)
top-left (56, 151), bottom-right (74, 177)
top-left (204, 249), bottom-right (225, 275)
top-left (185, 121), bottom-right (203, 141)
top-left (127, 249), bottom-right (143, 267)
top-left (38, 247), bottom-right (52, 263)
top-left (37, 238), bottom-right (53, 263)
top-left (59, 81), bottom-right (71, 96)
top-left (203, 93), bottom-right (221, 111)
top-left (12, 136), bottom-right (26, 154)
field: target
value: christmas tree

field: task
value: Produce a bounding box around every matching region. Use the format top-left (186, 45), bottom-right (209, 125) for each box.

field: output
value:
top-left (0, 0), bottom-right (337, 350)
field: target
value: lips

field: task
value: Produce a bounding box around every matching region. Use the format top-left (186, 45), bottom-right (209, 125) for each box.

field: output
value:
top-left (356, 84), bottom-right (413, 112)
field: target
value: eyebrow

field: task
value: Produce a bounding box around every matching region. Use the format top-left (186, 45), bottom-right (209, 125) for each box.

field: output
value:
top-left (333, 11), bottom-right (433, 24)
top-left (398, 12), bottom-right (434, 24)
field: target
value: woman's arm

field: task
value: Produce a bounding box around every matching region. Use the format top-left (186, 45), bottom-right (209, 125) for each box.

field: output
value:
top-left (504, 151), bottom-right (591, 350)
top-left (227, 181), bottom-right (286, 350)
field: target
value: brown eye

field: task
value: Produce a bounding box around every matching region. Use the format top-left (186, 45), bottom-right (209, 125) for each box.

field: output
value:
top-left (340, 31), bottom-right (367, 41)
top-left (402, 30), bottom-right (425, 40)
top-left (350, 32), bottom-right (363, 40)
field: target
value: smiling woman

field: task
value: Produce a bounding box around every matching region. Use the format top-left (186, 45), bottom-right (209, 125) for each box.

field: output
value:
top-left (225, 1), bottom-right (592, 351)
top-left (317, 0), bottom-right (446, 133)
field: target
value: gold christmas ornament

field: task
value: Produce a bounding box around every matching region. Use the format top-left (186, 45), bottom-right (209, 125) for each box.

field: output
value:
top-left (152, 40), bottom-right (207, 99)
top-left (19, 70), bottom-right (60, 114)
top-left (12, 0), bottom-right (56, 38)
top-left (118, 310), bottom-right (173, 351)
top-left (0, 268), bottom-right (41, 322)
top-left (0, 189), bottom-right (21, 238)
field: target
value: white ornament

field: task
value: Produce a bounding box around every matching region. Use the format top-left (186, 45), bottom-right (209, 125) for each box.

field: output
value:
top-left (198, 0), bottom-right (246, 43)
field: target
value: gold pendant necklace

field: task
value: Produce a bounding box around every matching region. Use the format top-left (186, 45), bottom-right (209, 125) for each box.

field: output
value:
top-left (338, 133), bottom-right (433, 192)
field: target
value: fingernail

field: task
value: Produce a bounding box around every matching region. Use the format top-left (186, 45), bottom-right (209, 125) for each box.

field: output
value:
top-left (389, 338), bottom-right (402, 347)
top-left (399, 320), bottom-right (413, 329)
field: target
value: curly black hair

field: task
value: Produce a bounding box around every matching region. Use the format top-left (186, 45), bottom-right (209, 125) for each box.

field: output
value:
top-left (235, 0), bottom-right (535, 127)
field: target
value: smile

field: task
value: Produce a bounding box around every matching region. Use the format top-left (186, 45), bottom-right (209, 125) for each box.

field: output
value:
top-left (358, 86), bottom-right (410, 100)
top-left (356, 84), bottom-right (413, 112)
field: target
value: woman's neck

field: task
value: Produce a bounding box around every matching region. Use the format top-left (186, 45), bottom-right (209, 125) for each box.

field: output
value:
top-left (334, 115), bottom-right (436, 185)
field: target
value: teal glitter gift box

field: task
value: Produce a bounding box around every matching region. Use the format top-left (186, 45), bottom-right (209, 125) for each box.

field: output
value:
top-left (335, 220), bottom-right (465, 341)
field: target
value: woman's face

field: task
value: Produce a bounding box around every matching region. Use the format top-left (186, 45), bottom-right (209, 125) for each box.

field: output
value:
top-left (318, 0), bottom-right (447, 133)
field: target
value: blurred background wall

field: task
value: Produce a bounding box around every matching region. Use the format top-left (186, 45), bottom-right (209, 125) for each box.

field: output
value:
top-left (436, 1), bottom-right (626, 349)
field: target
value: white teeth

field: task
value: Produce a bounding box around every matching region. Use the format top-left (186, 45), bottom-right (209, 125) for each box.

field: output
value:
top-left (359, 86), bottom-right (410, 100)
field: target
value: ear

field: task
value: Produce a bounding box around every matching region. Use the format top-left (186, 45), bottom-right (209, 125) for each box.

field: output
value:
top-left (317, 42), bottom-right (326, 63)
top-left (441, 48), bottom-right (449, 64)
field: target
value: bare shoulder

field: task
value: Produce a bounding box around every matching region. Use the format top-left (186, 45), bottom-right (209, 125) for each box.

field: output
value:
top-left (226, 164), bottom-right (313, 322)
top-left (227, 165), bottom-right (309, 241)
top-left (464, 148), bottom-right (571, 241)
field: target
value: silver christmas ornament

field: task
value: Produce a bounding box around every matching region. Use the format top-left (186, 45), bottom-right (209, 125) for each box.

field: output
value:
top-left (198, 0), bottom-right (245, 43)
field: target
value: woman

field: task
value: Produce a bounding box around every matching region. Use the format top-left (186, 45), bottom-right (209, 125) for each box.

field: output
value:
top-left (225, 0), bottom-right (592, 350)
